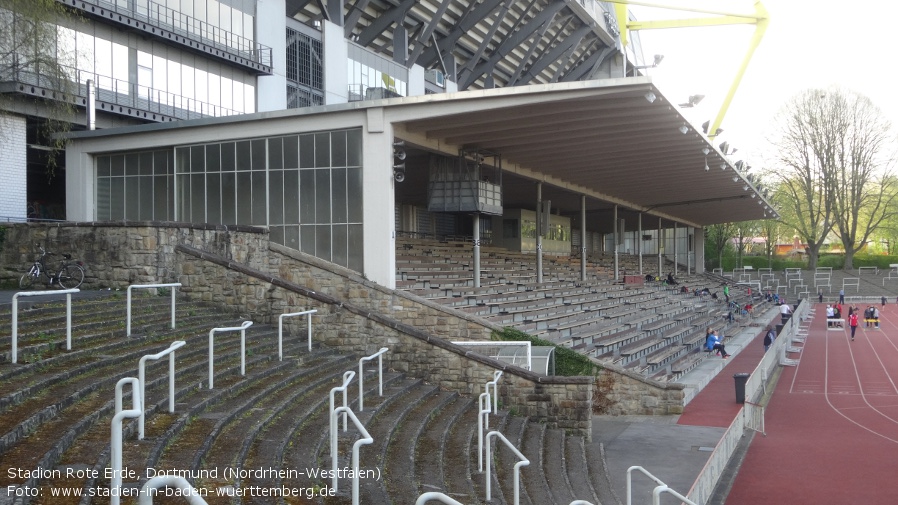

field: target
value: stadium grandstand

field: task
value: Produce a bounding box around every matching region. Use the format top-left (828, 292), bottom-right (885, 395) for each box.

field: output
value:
top-left (4, 0), bottom-right (865, 504)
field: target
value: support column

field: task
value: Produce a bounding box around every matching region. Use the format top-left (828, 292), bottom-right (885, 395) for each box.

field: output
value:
top-left (694, 227), bottom-right (706, 273)
top-left (674, 222), bottom-right (679, 276)
top-left (473, 214), bottom-right (481, 288)
top-left (638, 213), bottom-right (643, 276)
top-left (613, 205), bottom-right (619, 281)
top-left (580, 195), bottom-right (587, 282)
top-left (657, 218), bottom-right (663, 278)
top-left (537, 183), bottom-right (543, 284)
top-left (687, 227), bottom-right (692, 275)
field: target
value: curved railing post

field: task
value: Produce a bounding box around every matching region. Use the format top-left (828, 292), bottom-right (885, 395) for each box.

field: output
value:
top-left (478, 392), bottom-right (492, 472)
top-left (329, 370), bottom-right (356, 485)
top-left (111, 377), bottom-right (141, 505)
top-left (138, 475), bottom-right (208, 504)
top-left (415, 492), bottom-right (465, 505)
top-left (126, 283), bottom-right (181, 336)
top-left (277, 309), bottom-right (318, 358)
top-left (485, 430), bottom-right (529, 505)
top-left (627, 465), bottom-right (696, 505)
top-left (358, 347), bottom-right (389, 411)
top-left (486, 370), bottom-right (503, 413)
top-left (207, 321), bottom-right (253, 389)
top-left (138, 341), bottom-right (186, 439)
top-left (330, 405), bottom-right (373, 504)
top-left (11, 289), bottom-right (80, 363)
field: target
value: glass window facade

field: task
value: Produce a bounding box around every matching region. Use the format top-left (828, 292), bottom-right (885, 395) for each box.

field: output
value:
top-left (96, 150), bottom-right (175, 221)
top-left (286, 27), bottom-right (323, 108)
top-left (95, 128), bottom-right (365, 271)
top-left (347, 43), bottom-right (408, 101)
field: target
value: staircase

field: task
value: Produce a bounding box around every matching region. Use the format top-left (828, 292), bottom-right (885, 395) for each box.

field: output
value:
top-left (0, 291), bottom-right (616, 505)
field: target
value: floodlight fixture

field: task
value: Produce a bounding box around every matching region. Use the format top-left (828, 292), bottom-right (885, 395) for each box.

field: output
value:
top-left (645, 92), bottom-right (657, 103)
top-left (678, 124), bottom-right (689, 134)
top-left (679, 94), bottom-right (705, 108)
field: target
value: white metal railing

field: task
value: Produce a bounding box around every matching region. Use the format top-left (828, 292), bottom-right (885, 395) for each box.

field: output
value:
top-left (138, 341), bottom-right (186, 439)
top-left (857, 266), bottom-right (879, 275)
top-left (477, 392), bottom-right (492, 472)
top-left (627, 466), bottom-right (696, 505)
top-left (330, 370), bottom-right (355, 433)
top-left (328, 370), bottom-right (355, 484)
top-left (330, 406), bottom-right (373, 503)
top-left (415, 492), bottom-right (465, 505)
top-left (358, 347), bottom-right (389, 411)
top-left (11, 288), bottom-right (80, 363)
top-left (111, 377), bottom-right (142, 505)
top-left (486, 370), bottom-right (503, 414)
top-left (485, 430), bottom-right (529, 505)
top-left (843, 277), bottom-right (860, 292)
top-left (686, 299), bottom-right (809, 503)
top-left (452, 341), bottom-right (532, 370)
top-left (126, 283), bottom-right (181, 336)
top-left (570, 501), bottom-right (596, 505)
top-left (138, 475), bottom-right (208, 504)
top-left (278, 309), bottom-right (317, 358)
top-left (207, 321), bottom-right (253, 389)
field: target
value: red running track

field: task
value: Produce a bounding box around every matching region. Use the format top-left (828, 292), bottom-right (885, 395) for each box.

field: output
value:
top-left (725, 303), bottom-right (898, 504)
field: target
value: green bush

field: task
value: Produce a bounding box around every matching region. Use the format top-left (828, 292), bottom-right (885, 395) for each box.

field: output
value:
top-left (492, 327), bottom-right (599, 377)
top-left (717, 253), bottom-right (898, 272)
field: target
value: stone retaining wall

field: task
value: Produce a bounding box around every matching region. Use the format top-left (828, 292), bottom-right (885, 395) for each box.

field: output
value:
top-left (0, 222), bottom-right (687, 423)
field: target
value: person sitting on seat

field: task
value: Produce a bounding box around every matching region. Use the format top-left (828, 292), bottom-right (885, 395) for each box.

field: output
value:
top-left (705, 329), bottom-right (730, 359)
top-left (645, 273), bottom-right (654, 282)
top-left (667, 272), bottom-right (678, 285)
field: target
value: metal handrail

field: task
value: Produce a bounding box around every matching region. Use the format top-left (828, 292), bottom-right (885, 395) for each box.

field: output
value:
top-left (329, 371), bottom-right (356, 470)
top-left (138, 341), bottom-right (186, 440)
top-left (138, 475), bottom-right (208, 504)
top-left (627, 466), bottom-right (696, 505)
top-left (127, 283), bottom-right (182, 336)
top-left (11, 288), bottom-right (80, 363)
top-left (477, 392), bottom-right (492, 472)
top-left (111, 377), bottom-right (142, 505)
top-left (207, 321), bottom-right (253, 389)
top-left (358, 347), bottom-right (389, 411)
top-left (330, 405), bottom-right (373, 503)
top-left (278, 309), bottom-right (317, 358)
top-left (570, 501), bottom-right (596, 505)
top-left (486, 370), bottom-right (503, 414)
top-left (485, 430), bottom-right (529, 505)
top-left (415, 492), bottom-right (465, 505)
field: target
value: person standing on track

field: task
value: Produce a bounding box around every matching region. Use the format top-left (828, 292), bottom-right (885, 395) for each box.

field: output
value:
top-left (763, 325), bottom-right (776, 352)
top-left (849, 308), bottom-right (859, 341)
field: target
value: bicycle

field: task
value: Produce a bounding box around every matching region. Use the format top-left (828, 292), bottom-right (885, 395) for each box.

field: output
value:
top-left (19, 245), bottom-right (85, 289)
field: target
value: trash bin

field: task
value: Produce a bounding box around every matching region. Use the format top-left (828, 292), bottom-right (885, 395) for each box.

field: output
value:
top-left (734, 373), bottom-right (750, 404)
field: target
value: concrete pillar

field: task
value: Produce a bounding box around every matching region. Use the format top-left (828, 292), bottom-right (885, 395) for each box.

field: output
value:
top-left (657, 218), bottom-right (663, 278)
top-left (473, 214), bottom-right (481, 288)
top-left (536, 183), bottom-right (543, 284)
top-left (638, 212), bottom-right (643, 276)
top-left (580, 195), bottom-right (587, 282)
top-left (613, 205), bottom-right (619, 281)
top-left (674, 222), bottom-right (678, 276)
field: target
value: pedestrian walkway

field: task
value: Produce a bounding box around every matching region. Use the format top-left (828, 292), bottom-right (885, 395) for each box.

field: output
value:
top-left (591, 306), bottom-right (780, 503)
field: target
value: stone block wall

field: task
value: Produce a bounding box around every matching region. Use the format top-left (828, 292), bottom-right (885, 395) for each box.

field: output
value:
top-left (0, 222), bottom-right (688, 424)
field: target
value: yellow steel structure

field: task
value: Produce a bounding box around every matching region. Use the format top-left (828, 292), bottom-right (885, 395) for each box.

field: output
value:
top-left (609, 0), bottom-right (769, 138)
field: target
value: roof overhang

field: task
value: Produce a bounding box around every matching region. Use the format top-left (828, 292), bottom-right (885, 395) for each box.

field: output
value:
top-left (390, 77), bottom-right (774, 231)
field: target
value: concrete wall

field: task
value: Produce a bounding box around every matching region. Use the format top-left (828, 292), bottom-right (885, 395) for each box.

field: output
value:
top-left (0, 222), bottom-right (607, 434)
top-left (0, 114), bottom-right (27, 221)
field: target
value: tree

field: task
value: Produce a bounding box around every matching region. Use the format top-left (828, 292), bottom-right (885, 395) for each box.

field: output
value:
top-left (0, 0), bottom-right (79, 176)
top-left (705, 223), bottom-right (735, 270)
top-left (760, 216), bottom-right (781, 268)
top-left (828, 91), bottom-right (898, 269)
top-left (732, 220), bottom-right (762, 268)
top-left (765, 88), bottom-right (844, 270)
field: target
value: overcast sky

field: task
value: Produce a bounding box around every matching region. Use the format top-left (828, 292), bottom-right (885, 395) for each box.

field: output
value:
top-left (631, 0), bottom-right (898, 164)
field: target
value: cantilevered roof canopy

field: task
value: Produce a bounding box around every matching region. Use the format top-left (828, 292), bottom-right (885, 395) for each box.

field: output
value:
top-left (392, 77), bottom-right (773, 232)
